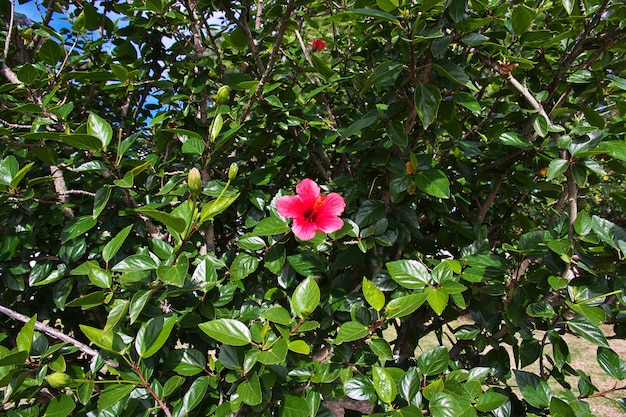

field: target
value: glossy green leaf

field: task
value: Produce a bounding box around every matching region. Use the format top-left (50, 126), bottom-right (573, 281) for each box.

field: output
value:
top-left (475, 390), bottom-right (507, 412)
top-left (335, 321), bottom-right (370, 344)
top-left (292, 277), bottom-right (321, 319)
top-left (546, 158), bottom-right (569, 180)
top-left (281, 394), bottom-right (310, 417)
top-left (79, 325), bottom-right (125, 354)
top-left (387, 259), bottom-right (430, 289)
top-left (135, 207), bottom-right (187, 234)
top-left (199, 319), bottom-right (251, 346)
top-left (514, 370), bottom-right (551, 408)
top-left (427, 287), bottom-right (449, 315)
top-left (567, 317), bottom-right (610, 348)
top-left (415, 169), bottom-right (450, 198)
top-left (135, 315), bottom-right (177, 358)
top-left (385, 292), bottom-right (428, 319)
top-left (0, 155), bottom-right (18, 186)
top-left (88, 112), bottom-right (112, 149)
top-left (253, 216), bottom-right (290, 236)
top-left (88, 265), bottom-right (112, 289)
top-left (103, 300), bottom-right (129, 335)
top-left (549, 397), bottom-right (576, 417)
top-left (230, 252), bottom-right (259, 281)
top-left (338, 8), bottom-right (399, 24)
top-left (258, 338), bottom-right (288, 365)
top-left (16, 314), bottom-right (36, 354)
top-left (43, 394), bottom-right (76, 417)
top-left (369, 338), bottom-right (393, 360)
top-left (597, 347), bottom-right (626, 380)
top-left (111, 254), bottom-right (159, 272)
top-left (97, 384), bottom-right (136, 412)
top-left (288, 340), bottom-right (310, 354)
top-left (236, 373), bottom-right (263, 406)
top-left (173, 376), bottom-right (209, 417)
top-left (417, 346), bottom-right (449, 376)
top-left (511, 4), bottom-right (535, 35)
top-left (414, 84), bottom-right (441, 128)
top-left (61, 216), bottom-right (98, 244)
top-left (199, 191), bottom-right (240, 224)
top-left (372, 366), bottom-right (396, 403)
top-left (102, 225), bottom-right (133, 263)
top-left (363, 277), bottom-right (385, 311)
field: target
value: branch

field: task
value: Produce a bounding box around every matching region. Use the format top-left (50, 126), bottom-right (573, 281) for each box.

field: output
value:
top-left (0, 0), bottom-right (23, 87)
top-left (477, 175), bottom-right (505, 223)
top-left (0, 304), bottom-right (118, 368)
top-left (50, 165), bottom-right (75, 219)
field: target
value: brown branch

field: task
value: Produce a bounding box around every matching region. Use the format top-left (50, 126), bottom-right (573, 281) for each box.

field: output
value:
top-left (129, 360), bottom-right (172, 417)
top-left (0, 304), bottom-right (118, 368)
top-left (477, 175), bottom-right (505, 223)
top-left (50, 165), bottom-right (75, 219)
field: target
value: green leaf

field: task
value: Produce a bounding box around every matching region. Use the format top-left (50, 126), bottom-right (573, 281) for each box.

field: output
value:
top-left (166, 349), bottom-right (206, 376)
top-left (258, 338), bottom-right (288, 365)
top-left (61, 216), bottom-right (98, 244)
top-left (526, 301), bottom-right (555, 319)
top-left (10, 161), bottom-right (34, 188)
top-left (514, 370), bottom-right (551, 408)
top-left (568, 317), bottom-right (610, 348)
top-left (264, 245), bottom-right (286, 275)
top-left (429, 392), bottom-right (473, 417)
top-left (414, 84), bottom-right (442, 128)
top-left (103, 300), bottom-right (129, 336)
top-left (561, 0), bottom-right (574, 14)
top-left (103, 225), bottom-right (133, 263)
top-left (210, 113), bottom-right (223, 141)
top-left (385, 293), bottom-right (428, 319)
top-left (376, 0), bottom-right (398, 12)
top-left (338, 8), bottom-right (400, 24)
top-left (417, 346), bottom-right (449, 376)
top-left (455, 91), bottom-right (481, 113)
top-left (363, 277), bottom-right (385, 311)
top-left (261, 306), bottom-right (292, 326)
top-left (236, 373), bottom-right (263, 406)
top-left (44, 394), bottom-right (76, 417)
top-left (427, 287), bottom-right (449, 315)
top-left (565, 301), bottom-right (605, 326)
top-left (369, 338), bottom-right (394, 360)
top-left (475, 390), bottom-right (507, 412)
top-left (597, 347), bottom-right (626, 380)
top-left (387, 259), bottom-right (430, 289)
top-left (230, 252), bottom-right (259, 281)
top-left (343, 113), bottom-right (378, 138)
top-left (0, 155), bottom-right (18, 186)
top-left (112, 254), bottom-right (158, 272)
top-left (88, 265), bottom-right (113, 289)
top-left (288, 340), bottom-right (310, 354)
top-left (372, 366), bottom-right (397, 403)
top-left (135, 207), bottom-right (187, 234)
top-left (498, 132), bottom-right (533, 149)
top-left (310, 54), bottom-right (336, 79)
top-left (253, 216), bottom-right (290, 236)
top-left (292, 277), bottom-right (321, 319)
top-left (281, 394), bottom-right (310, 417)
top-left (157, 258), bottom-right (189, 287)
top-left (549, 397), bottom-right (576, 417)
top-left (415, 169), bottom-right (450, 198)
top-left (97, 384), bottom-right (136, 412)
top-left (335, 321), bottom-right (370, 344)
top-left (88, 112), bottom-right (113, 149)
top-left (92, 186), bottom-right (112, 219)
top-left (199, 192), bottom-right (240, 225)
top-left (199, 319), bottom-right (251, 346)
top-left (38, 39), bottom-right (63, 65)
top-left (135, 315), bottom-right (177, 358)
top-left (432, 60), bottom-right (476, 91)
top-left (79, 325), bottom-right (125, 354)
top-left (16, 314), bottom-right (36, 354)
top-left (511, 4), bottom-right (535, 36)
top-left (355, 199), bottom-right (387, 227)
top-left (173, 376), bottom-right (209, 417)
top-left (546, 158), bottom-right (569, 180)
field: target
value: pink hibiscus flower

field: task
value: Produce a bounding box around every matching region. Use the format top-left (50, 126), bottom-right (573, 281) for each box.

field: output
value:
top-left (277, 178), bottom-right (345, 241)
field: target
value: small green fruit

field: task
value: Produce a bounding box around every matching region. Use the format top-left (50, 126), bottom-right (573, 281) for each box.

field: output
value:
top-left (216, 85), bottom-right (230, 105)
top-left (46, 372), bottom-right (74, 388)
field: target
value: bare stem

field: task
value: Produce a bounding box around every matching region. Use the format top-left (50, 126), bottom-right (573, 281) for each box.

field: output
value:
top-left (0, 304), bottom-right (118, 368)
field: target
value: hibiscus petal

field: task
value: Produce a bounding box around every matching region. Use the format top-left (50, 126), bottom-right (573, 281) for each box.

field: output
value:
top-left (295, 178), bottom-right (320, 208)
top-left (315, 193), bottom-right (345, 217)
top-left (292, 218), bottom-right (318, 240)
top-left (276, 195), bottom-right (304, 219)
top-left (315, 215), bottom-right (344, 234)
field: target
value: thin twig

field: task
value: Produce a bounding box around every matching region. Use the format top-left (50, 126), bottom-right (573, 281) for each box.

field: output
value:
top-left (0, 304), bottom-right (119, 368)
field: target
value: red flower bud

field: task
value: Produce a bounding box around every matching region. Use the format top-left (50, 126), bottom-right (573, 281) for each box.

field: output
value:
top-left (311, 39), bottom-right (326, 52)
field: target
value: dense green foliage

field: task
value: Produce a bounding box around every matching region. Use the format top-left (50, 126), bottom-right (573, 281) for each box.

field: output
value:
top-left (1, 0), bottom-right (626, 415)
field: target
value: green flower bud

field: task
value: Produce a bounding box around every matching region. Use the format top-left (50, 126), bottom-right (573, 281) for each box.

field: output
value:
top-left (228, 162), bottom-right (238, 181)
top-left (216, 85), bottom-right (230, 105)
top-left (45, 372), bottom-right (74, 388)
top-left (188, 167), bottom-right (202, 199)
